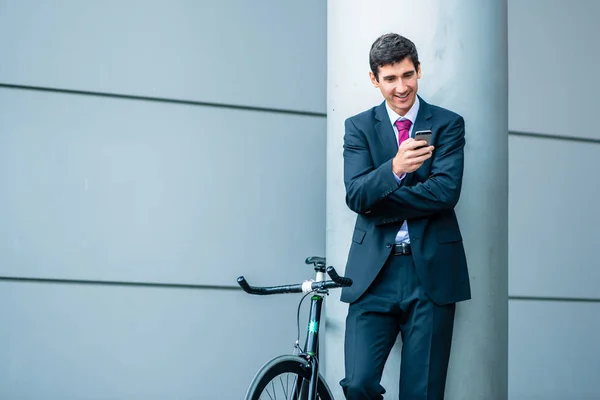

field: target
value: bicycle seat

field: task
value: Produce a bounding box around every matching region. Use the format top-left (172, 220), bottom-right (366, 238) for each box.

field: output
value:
top-left (305, 256), bottom-right (326, 266)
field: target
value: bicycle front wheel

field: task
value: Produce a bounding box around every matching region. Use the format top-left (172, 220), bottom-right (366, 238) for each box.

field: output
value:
top-left (244, 355), bottom-right (334, 400)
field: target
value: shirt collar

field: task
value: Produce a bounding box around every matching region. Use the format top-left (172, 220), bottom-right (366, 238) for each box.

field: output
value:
top-left (386, 95), bottom-right (420, 127)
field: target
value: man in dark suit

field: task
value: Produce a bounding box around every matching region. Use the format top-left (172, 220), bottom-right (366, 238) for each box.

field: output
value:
top-left (339, 33), bottom-right (471, 399)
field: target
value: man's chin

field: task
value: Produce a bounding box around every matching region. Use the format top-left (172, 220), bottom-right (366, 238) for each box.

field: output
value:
top-left (392, 97), bottom-right (414, 113)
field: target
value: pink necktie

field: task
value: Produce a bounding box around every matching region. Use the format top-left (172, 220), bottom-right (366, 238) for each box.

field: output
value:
top-left (395, 118), bottom-right (412, 145)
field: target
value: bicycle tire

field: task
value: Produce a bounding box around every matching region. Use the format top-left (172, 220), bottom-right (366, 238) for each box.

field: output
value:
top-left (244, 355), bottom-right (334, 400)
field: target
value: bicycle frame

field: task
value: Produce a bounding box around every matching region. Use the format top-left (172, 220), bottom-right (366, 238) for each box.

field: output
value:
top-left (295, 269), bottom-right (326, 400)
top-left (237, 256), bottom-right (352, 400)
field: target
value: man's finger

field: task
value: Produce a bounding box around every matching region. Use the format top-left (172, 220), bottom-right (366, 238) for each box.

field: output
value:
top-left (408, 153), bottom-right (433, 166)
top-left (414, 146), bottom-right (434, 156)
top-left (405, 147), bottom-right (434, 158)
top-left (402, 139), bottom-right (429, 149)
top-left (401, 143), bottom-right (434, 154)
top-left (399, 139), bottom-right (420, 150)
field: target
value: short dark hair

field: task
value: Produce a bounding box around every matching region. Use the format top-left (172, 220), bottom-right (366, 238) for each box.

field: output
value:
top-left (369, 33), bottom-right (420, 80)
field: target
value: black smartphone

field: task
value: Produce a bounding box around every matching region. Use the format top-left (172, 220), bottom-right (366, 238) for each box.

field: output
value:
top-left (414, 130), bottom-right (432, 146)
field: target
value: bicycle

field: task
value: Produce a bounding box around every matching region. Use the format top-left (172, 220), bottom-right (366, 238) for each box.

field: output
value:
top-left (237, 256), bottom-right (353, 400)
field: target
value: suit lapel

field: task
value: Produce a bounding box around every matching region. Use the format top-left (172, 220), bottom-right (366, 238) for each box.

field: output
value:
top-left (374, 101), bottom-right (398, 162)
top-left (405, 96), bottom-right (433, 186)
top-left (373, 97), bottom-right (434, 186)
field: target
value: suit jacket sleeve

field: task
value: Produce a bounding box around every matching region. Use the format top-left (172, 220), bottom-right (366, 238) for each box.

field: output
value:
top-left (343, 117), bottom-right (403, 215)
top-left (344, 114), bottom-right (465, 223)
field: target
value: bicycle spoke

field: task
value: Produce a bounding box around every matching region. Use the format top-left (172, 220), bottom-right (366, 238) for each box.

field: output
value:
top-left (249, 358), bottom-right (330, 400)
top-left (279, 375), bottom-right (288, 398)
top-left (294, 375), bottom-right (302, 400)
top-left (258, 373), bottom-right (309, 400)
top-left (262, 384), bottom-right (275, 400)
top-left (267, 380), bottom-right (276, 400)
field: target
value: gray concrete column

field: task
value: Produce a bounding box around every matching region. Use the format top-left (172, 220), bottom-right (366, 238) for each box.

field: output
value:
top-left (325, 1), bottom-right (508, 399)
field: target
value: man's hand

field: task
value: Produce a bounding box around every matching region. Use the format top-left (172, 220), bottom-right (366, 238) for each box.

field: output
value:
top-left (392, 139), bottom-right (434, 176)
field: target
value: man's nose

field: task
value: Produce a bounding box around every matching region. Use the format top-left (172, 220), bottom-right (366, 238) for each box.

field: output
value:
top-left (396, 80), bottom-right (407, 93)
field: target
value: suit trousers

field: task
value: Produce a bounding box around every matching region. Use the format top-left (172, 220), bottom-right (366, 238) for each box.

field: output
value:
top-left (340, 253), bottom-right (456, 400)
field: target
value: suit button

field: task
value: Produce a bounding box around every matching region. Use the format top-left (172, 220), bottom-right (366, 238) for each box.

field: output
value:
top-left (385, 243), bottom-right (392, 248)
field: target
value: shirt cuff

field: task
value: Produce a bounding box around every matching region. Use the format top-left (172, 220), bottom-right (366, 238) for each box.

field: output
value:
top-left (393, 171), bottom-right (406, 183)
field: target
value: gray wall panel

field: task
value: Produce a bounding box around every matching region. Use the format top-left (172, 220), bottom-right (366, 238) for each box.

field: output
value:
top-left (0, 88), bottom-right (326, 286)
top-left (0, 280), bottom-right (308, 399)
top-left (0, 0), bottom-right (326, 113)
top-left (508, 0), bottom-right (600, 139)
top-left (509, 135), bottom-right (600, 298)
top-left (509, 300), bottom-right (600, 399)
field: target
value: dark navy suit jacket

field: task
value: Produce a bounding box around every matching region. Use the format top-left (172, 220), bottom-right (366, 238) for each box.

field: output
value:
top-left (341, 96), bottom-right (471, 306)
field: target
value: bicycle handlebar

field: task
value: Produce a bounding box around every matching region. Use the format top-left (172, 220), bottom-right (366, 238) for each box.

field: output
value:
top-left (325, 266), bottom-right (353, 287)
top-left (237, 266), bottom-right (353, 296)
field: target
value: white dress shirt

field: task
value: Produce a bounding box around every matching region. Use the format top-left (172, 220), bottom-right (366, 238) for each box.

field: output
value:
top-left (385, 96), bottom-right (420, 244)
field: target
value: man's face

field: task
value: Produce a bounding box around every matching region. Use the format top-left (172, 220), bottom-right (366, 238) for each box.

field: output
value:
top-left (369, 58), bottom-right (421, 116)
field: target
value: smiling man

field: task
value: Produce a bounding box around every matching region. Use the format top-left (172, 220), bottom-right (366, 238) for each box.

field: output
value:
top-left (339, 33), bottom-right (471, 399)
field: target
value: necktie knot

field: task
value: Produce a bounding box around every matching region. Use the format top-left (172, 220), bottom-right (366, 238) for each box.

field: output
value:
top-left (395, 118), bottom-right (412, 131)
top-left (395, 118), bottom-right (412, 144)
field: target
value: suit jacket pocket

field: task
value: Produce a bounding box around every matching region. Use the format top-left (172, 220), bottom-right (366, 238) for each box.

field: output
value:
top-left (436, 229), bottom-right (462, 243)
top-left (352, 229), bottom-right (366, 244)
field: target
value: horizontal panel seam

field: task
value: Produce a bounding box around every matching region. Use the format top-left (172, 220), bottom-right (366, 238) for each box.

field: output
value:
top-left (509, 295), bottom-right (600, 303)
top-left (0, 83), bottom-right (327, 118)
top-left (0, 276), bottom-right (241, 291)
top-left (510, 131), bottom-right (600, 145)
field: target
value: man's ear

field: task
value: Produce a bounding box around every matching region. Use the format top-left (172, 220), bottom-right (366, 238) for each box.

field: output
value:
top-left (417, 64), bottom-right (422, 79)
top-left (369, 71), bottom-right (379, 88)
